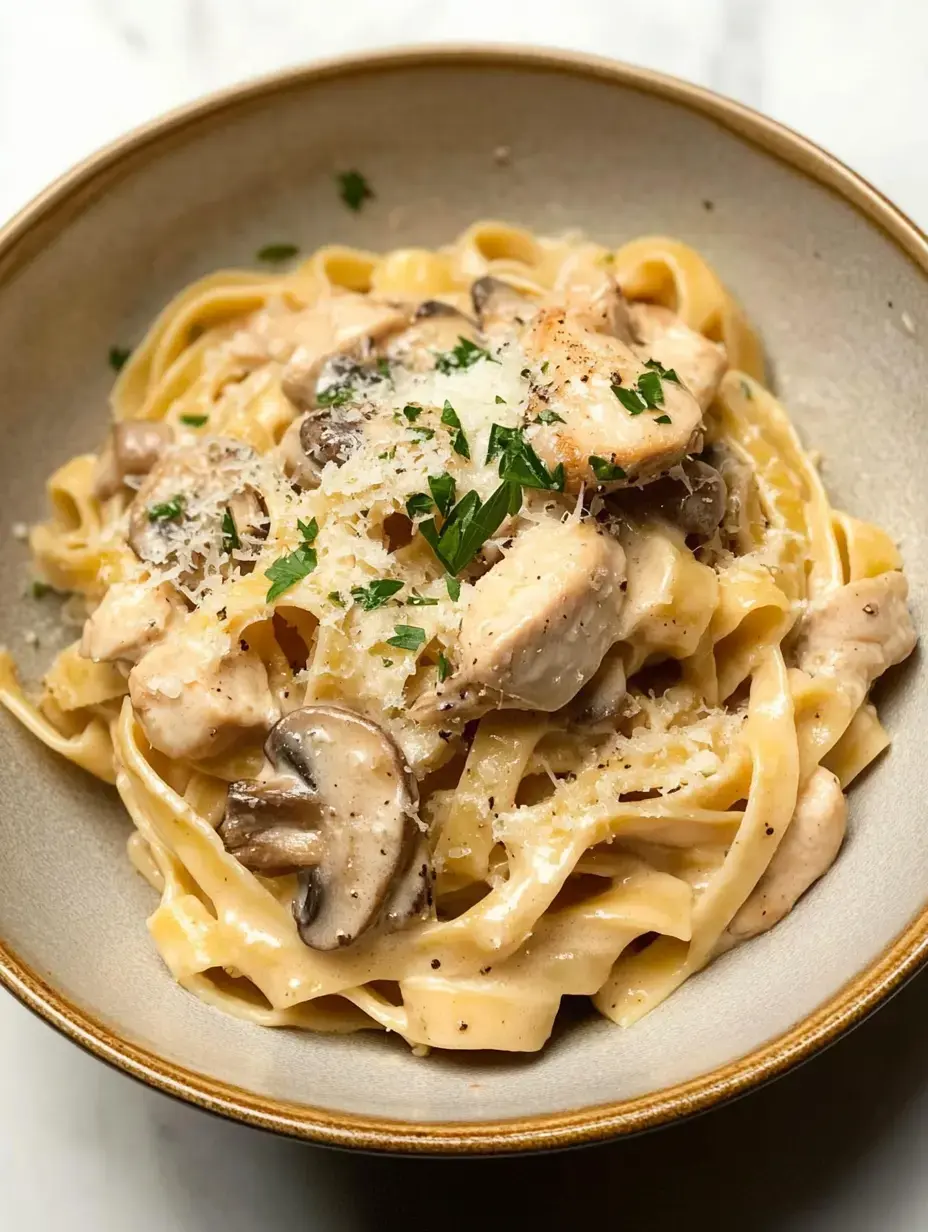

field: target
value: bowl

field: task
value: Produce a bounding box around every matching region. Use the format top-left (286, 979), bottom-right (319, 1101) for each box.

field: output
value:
top-left (0, 45), bottom-right (925, 1154)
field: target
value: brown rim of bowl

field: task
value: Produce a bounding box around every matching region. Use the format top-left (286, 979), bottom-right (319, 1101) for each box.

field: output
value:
top-left (1, 44), bottom-right (926, 1155)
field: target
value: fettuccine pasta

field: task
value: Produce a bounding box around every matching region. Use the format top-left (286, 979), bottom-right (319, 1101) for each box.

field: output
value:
top-left (1, 222), bottom-right (916, 1052)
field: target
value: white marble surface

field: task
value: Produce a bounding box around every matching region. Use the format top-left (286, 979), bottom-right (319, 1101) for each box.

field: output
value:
top-left (1, 1), bottom-right (928, 1227)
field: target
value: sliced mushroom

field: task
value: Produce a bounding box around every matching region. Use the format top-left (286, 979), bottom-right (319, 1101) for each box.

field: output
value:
top-left (471, 276), bottom-right (538, 334)
top-left (280, 405), bottom-right (365, 491)
top-left (613, 458), bottom-right (728, 539)
top-left (221, 705), bottom-right (428, 950)
top-left (704, 442), bottom-right (765, 554)
top-left (93, 421), bottom-right (174, 500)
top-left (387, 301), bottom-right (479, 371)
top-left (127, 438), bottom-right (268, 586)
top-left (570, 644), bottom-right (628, 723)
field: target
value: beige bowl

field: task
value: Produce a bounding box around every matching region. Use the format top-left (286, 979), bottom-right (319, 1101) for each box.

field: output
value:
top-left (0, 46), bottom-right (925, 1154)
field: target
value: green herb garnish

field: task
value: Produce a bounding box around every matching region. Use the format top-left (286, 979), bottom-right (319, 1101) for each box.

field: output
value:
top-left (407, 591), bottom-right (439, 606)
top-left (636, 370), bottom-right (665, 409)
top-left (654, 414), bottom-right (673, 425)
top-left (402, 404), bottom-right (423, 422)
top-left (328, 591), bottom-right (345, 607)
top-left (437, 651), bottom-right (451, 682)
top-left (180, 413), bottom-right (209, 427)
top-left (644, 357), bottom-right (681, 384)
top-left (409, 426), bottom-right (435, 442)
top-left (434, 336), bottom-right (497, 375)
top-left (740, 378), bottom-right (753, 400)
top-left (405, 492), bottom-right (435, 519)
top-left (31, 580), bottom-right (52, 599)
top-left (589, 455), bottom-right (627, 483)
top-left (612, 384), bottom-right (647, 415)
top-left (533, 410), bottom-right (565, 425)
top-left (428, 473), bottom-right (457, 518)
top-left (264, 518), bottom-right (319, 601)
top-left (256, 243), bottom-right (299, 263)
top-left (486, 424), bottom-right (564, 491)
top-left (419, 482), bottom-right (520, 576)
top-left (495, 395), bottom-right (506, 405)
top-left (221, 507), bottom-right (241, 553)
top-left (337, 170), bottom-right (374, 211)
top-left (540, 361), bottom-right (549, 375)
top-left (108, 346), bottom-right (131, 372)
top-left (439, 402), bottom-right (470, 458)
top-left (376, 357), bottom-right (391, 378)
top-left (298, 518), bottom-right (319, 545)
top-left (386, 624), bottom-right (427, 651)
top-left (445, 575), bottom-right (461, 602)
top-left (382, 658), bottom-right (394, 667)
top-left (147, 495), bottom-right (185, 522)
top-left (317, 385), bottom-right (356, 408)
top-left (351, 578), bottom-right (404, 610)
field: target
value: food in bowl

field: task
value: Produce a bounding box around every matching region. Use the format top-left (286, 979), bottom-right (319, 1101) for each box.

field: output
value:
top-left (0, 220), bottom-right (915, 1052)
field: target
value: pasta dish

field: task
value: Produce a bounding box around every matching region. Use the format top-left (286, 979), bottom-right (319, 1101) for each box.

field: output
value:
top-left (0, 221), bottom-right (916, 1052)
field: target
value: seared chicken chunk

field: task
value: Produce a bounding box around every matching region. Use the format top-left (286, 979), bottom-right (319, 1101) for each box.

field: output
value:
top-left (796, 572), bottom-right (916, 699)
top-left (629, 304), bottom-right (727, 411)
top-left (415, 519), bottom-right (626, 719)
top-left (723, 767), bottom-right (847, 945)
top-left (129, 636), bottom-right (279, 761)
top-left (524, 306), bottom-right (705, 491)
top-left (386, 301), bottom-right (479, 372)
top-left (81, 581), bottom-right (185, 666)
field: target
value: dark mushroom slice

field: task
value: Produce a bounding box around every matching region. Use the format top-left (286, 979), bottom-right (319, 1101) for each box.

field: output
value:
top-left (93, 420), bottom-right (175, 500)
top-left (127, 438), bottom-right (268, 584)
top-left (279, 405), bottom-right (365, 491)
top-left (611, 458), bottom-right (728, 539)
top-left (570, 645), bottom-right (627, 723)
top-left (704, 443), bottom-right (766, 554)
top-left (470, 276), bottom-right (538, 334)
top-left (221, 705), bottom-right (425, 950)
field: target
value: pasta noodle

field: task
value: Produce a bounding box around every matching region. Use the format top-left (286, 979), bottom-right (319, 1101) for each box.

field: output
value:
top-left (1, 222), bottom-right (916, 1053)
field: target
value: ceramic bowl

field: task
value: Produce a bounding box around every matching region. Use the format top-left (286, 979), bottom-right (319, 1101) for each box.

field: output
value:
top-left (0, 46), bottom-right (925, 1154)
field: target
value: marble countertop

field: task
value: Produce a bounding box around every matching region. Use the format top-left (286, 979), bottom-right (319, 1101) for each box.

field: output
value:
top-left (2, 1), bottom-right (927, 1228)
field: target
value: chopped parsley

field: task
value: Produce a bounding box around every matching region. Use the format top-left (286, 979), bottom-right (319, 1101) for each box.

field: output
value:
top-left (407, 591), bottom-right (439, 606)
top-left (256, 243), bottom-right (299, 263)
top-left (520, 367), bottom-right (532, 378)
top-left (351, 578), bottom-right (404, 610)
top-left (147, 495), bottom-right (185, 522)
top-left (337, 169), bottom-right (374, 211)
top-left (409, 426), bottom-right (435, 442)
top-left (611, 383), bottom-right (647, 415)
top-left (440, 401), bottom-right (470, 459)
top-left (376, 357), bottom-right (391, 378)
top-left (30, 580), bottom-right (52, 599)
top-left (386, 624), bottom-right (427, 652)
top-left (317, 385), bottom-right (356, 408)
top-left (589, 455), bottom-right (627, 483)
top-left (328, 591), bottom-right (345, 607)
top-left (434, 336), bottom-right (497, 375)
top-left (264, 518), bottom-right (319, 602)
top-left (405, 492), bottom-right (435, 519)
top-left (445, 575), bottom-right (461, 602)
top-left (533, 409), bottom-right (565, 425)
top-left (108, 346), bottom-right (131, 372)
top-left (382, 658), bottom-right (394, 667)
top-left (221, 507), bottom-right (241, 553)
top-left (655, 414), bottom-right (673, 425)
top-left (377, 447), bottom-right (397, 461)
top-left (740, 378), bottom-right (754, 399)
top-left (437, 651), bottom-right (451, 682)
top-left (495, 395), bottom-right (506, 405)
top-left (486, 423), bottom-right (564, 491)
top-left (644, 357), bottom-right (682, 384)
top-left (636, 370), bottom-right (665, 408)
top-left (540, 361), bottom-right (550, 375)
top-left (402, 404), bottom-right (423, 422)
top-left (428, 473), bottom-right (456, 518)
top-left (419, 481), bottom-right (519, 576)
top-left (180, 413), bottom-right (209, 427)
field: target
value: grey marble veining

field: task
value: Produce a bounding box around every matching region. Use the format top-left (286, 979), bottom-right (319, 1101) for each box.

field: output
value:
top-left (1, 1), bottom-right (927, 1228)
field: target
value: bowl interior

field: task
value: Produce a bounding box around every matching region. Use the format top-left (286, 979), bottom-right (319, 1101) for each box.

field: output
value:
top-left (0, 51), bottom-right (925, 1139)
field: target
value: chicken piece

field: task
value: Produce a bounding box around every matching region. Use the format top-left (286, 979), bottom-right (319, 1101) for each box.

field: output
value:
top-left (524, 306), bottom-right (705, 491)
top-left (415, 519), bottom-right (626, 720)
top-left (93, 421), bottom-right (175, 501)
top-left (386, 301), bottom-right (479, 372)
top-left (470, 277), bottom-right (540, 337)
top-left (277, 294), bottom-right (410, 411)
top-left (723, 767), bottom-right (847, 944)
top-left (129, 636), bottom-right (279, 761)
top-left (629, 304), bottom-right (727, 411)
top-left (80, 581), bottom-right (185, 666)
top-left (796, 572), bottom-right (917, 701)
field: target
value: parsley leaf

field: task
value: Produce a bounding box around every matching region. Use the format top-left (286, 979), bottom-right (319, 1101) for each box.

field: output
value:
top-left (402, 404), bottom-right (423, 422)
top-left (406, 492), bottom-right (435, 519)
top-left (428, 473), bottom-right (457, 518)
top-left (636, 370), bottom-right (665, 409)
top-left (409, 426), bottom-right (435, 442)
top-left (256, 243), bottom-right (299, 262)
top-left (486, 423), bottom-right (564, 491)
top-left (386, 624), bottom-right (427, 651)
top-left (589, 455), bottom-right (627, 483)
top-left (317, 385), bottom-right (356, 408)
top-left (148, 495), bottom-right (185, 522)
top-left (180, 413), bottom-right (209, 427)
top-left (740, 378), bottom-right (753, 400)
top-left (351, 579), bottom-right (404, 610)
top-left (655, 414), bottom-right (673, 425)
top-left (437, 651), bottom-right (451, 682)
top-left (612, 384), bottom-right (647, 415)
top-left (440, 400), bottom-right (462, 429)
top-left (221, 507), bottom-right (241, 553)
top-left (407, 591), bottom-right (439, 606)
top-left (337, 170), bottom-right (374, 211)
top-left (534, 409), bottom-right (565, 425)
top-left (644, 357), bottom-right (681, 384)
top-left (445, 575), bottom-right (461, 601)
top-left (439, 401), bottom-right (471, 458)
top-left (265, 547), bottom-right (317, 601)
top-left (434, 336), bottom-right (497, 375)
top-left (540, 361), bottom-right (549, 375)
top-left (298, 517), bottom-right (319, 545)
top-left (31, 580), bottom-right (52, 599)
top-left (419, 482), bottom-right (518, 575)
top-left (328, 591), bottom-right (345, 607)
top-left (109, 346), bottom-right (131, 372)
top-left (495, 395), bottom-right (506, 405)
top-left (376, 356), bottom-right (391, 378)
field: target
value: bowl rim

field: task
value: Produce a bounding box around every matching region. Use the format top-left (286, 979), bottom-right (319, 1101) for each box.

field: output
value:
top-left (1, 42), bottom-right (926, 1155)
